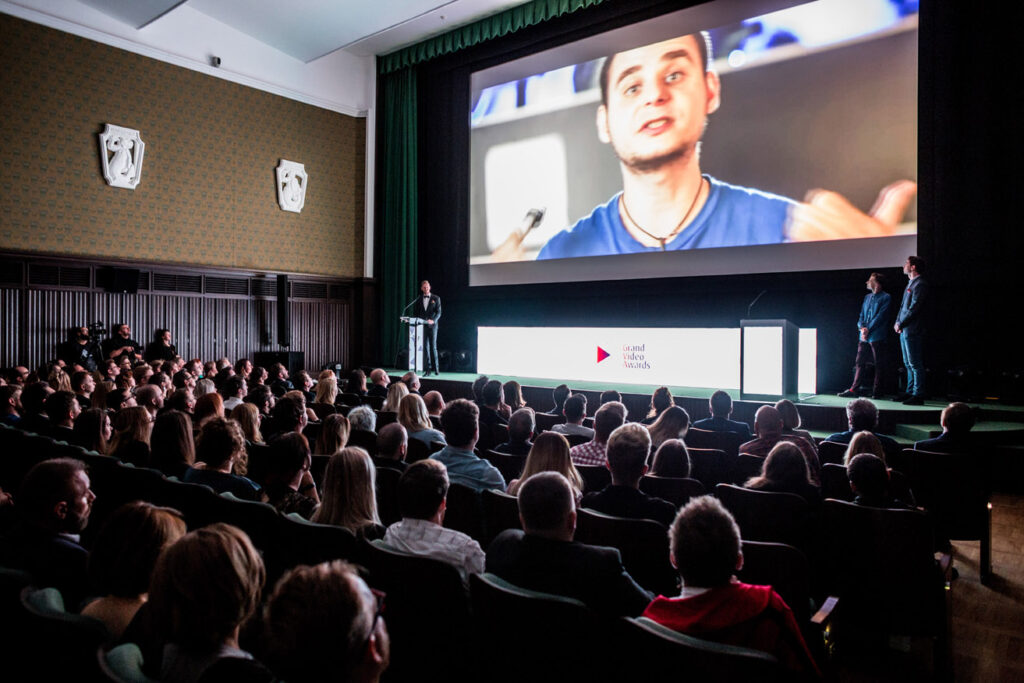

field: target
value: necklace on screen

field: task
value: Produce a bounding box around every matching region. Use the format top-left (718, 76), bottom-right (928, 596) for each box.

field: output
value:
top-left (620, 177), bottom-right (707, 251)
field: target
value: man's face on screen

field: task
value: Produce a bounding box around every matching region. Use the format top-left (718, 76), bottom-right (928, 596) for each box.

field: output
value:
top-left (597, 35), bottom-right (720, 173)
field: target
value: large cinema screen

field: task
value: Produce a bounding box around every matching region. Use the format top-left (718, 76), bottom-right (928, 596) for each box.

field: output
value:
top-left (468, 0), bottom-right (919, 286)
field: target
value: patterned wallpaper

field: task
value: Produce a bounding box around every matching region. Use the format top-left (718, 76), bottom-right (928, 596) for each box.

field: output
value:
top-left (0, 14), bottom-right (365, 278)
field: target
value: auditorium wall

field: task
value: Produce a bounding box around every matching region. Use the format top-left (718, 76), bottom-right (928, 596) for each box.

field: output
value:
top-left (0, 13), bottom-right (366, 279)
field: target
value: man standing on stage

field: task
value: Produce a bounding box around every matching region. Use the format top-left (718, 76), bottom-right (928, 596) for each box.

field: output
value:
top-left (839, 272), bottom-right (891, 399)
top-left (415, 280), bottom-right (442, 376)
top-left (894, 256), bottom-right (928, 405)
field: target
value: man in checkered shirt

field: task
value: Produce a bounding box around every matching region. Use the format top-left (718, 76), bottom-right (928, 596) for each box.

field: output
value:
top-left (570, 400), bottom-right (627, 467)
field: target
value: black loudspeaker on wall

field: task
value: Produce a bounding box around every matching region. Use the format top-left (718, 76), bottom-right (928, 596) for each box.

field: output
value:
top-left (277, 274), bottom-right (290, 346)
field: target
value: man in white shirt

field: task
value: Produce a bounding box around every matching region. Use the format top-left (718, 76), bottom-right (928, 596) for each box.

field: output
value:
top-left (383, 459), bottom-right (485, 582)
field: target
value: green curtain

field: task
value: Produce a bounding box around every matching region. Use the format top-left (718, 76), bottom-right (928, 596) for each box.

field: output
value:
top-left (379, 66), bottom-right (418, 367)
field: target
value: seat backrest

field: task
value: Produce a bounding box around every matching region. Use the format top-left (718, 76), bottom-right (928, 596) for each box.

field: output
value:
top-left (98, 643), bottom-right (158, 683)
top-left (685, 428), bottom-right (745, 458)
top-left (216, 492), bottom-right (283, 578)
top-left (243, 442), bottom-right (273, 488)
top-left (375, 465), bottom-right (402, 527)
top-left (820, 463), bottom-right (853, 501)
top-left (686, 447), bottom-right (734, 490)
top-left (733, 453), bottom-right (765, 485)
top-left (153, 477), bottom-right (223, 529)
top-left (20, 586), bottom-right (109, 680)
top-left (375, 410), bottom-right (398, 428)
top-left (270, 513), bottom-right (357, 571)
top-left (816, 440), bottom-right (849, 466)
top-left (443, 481), bottom-right (485, 541)
top-left (81, 461), bottom-right (167, 547)
top-left (638, 475), bottom-right (705, 509)
top-left (347, 429), bottom-right (377, 453)
top-left (714, 484), bottom-right (810, 549)
top-left (310, 402), bottom-right (337, 420)
top-left (576, 464), bottom-right (611, 493)
top-left (535, 412), bottom-right (564, 433)
top-left (565, 433), bottom-right (591, 447)
top-left (338, 392), bottom-right (362, 407)
top-left (737, 541), bottom-right (813, 625)
top-left (889, 448), bottom-right (987, 540)
top-left (480, 488), bottom-right (521, 547)
top-left (575, 508), bottom-right (677, 595)
top-left (481, 450), bottom-right (526, 483)
top-left (362, 395), bottom-right (385, 410)
top-left (405, 437), bottom-right (432, 463)
top-left (617, 616), bottom-right (780, 683)
top-left (310, 453), bottom-right (330, 488)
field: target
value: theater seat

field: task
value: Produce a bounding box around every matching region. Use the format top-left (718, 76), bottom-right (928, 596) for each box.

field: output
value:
top-left (638, 475), bottom-right (705, 509)
top-left (575, 508), bottom-right (677, 596)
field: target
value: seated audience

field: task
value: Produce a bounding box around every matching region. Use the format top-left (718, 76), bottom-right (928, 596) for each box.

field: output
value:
top-left (269, 363), bottom-right (294, 397)
top-left (314, 376), bottom-right (338, 410)
top-left (647, 405), bottom-right (690, 451)
top-left (92, 379), bottom-right (114, 414)
top-left (71, 407), bottom-right (112, 454)
top-left (915, 402), bottom-right (975, 453)
top-left (642, 496), bottom-right (819, 676)
top-left (58, 326), bottom-right (102, 372)
top-left (149, 523), bottom-right (269, 682)
top-left (81, 502), bottom-right (187, 639)
top-left (185, 418), bottom-right (261, 500)
top-left (692, 390), bottom-right (752, 439)
top-left (642, 386), bottom-right (675, 425)
top-left (19, 381), bottom-right (54, 434)
top-left (570, 400), bottom-right (624, 468)
top-left (109, 406), bottom-right (153, 466)
top-left (374, 422), bottom-right (408, 472)
top-left (150, 410), bottom-right (196, 478)
top-left (194, 377), bottom-right (216, 398)
top-left (45, 390), bottom-right (80, 441)
top-left (842, 430), bottom-right (885, 465)
top-left (600, 389), bottom-right (622, 405)
top-left (315, 413), bottom-right (351, 455)
top-left (134, 384), bottom-right (164, 420)
top-left (507, 432), bottom-right (583, 499)
top-left (220, 375), bottom-right (247, 412)
top-left (400, 371), bottom-right (420, 394)
top-left (262, 561), bottom-right (390, 683)
top-left (313, 447), bottom-right (384, 539)
top-left (148, 371), bottom-right (174, 399)
top-left (0, 458), bottom-right (95, 607)
top-left (650, 439), bottom-right (691, 479)
top-left (745, 441), bottom-right (821, 505)
top-left (381, 381), bottom-right (409, 414)
top-left (264, 393), bottom-right (307, 440)
top-left (383, 459), bottom-right (485, 581)
top-left (740, 406), bottom-right (820, 485)
top-left (243, 383), bottom-right (274, 417)
top-left (234, 358), bottom-right (253, 380)
top-left (143, 328), bottom-right (177, 363)
top-left (71, 370), bottom-right (95, 410)
top-left (479, 379), bottom-right (509, 427)
top-left (348, 404), bottom-right (377, 433)
top-left (398, 393), bottom-right (446, 448)
top-left (552, 394), bottom-right (594, 439)
top-left (263, 433), bottom-right (320, 519)
top-left (165, 388), bottom-right (196, 414)
top-left (774, 400), bottom-right (816, 453)
top-left (347, 368), bottom-right (368, 396)
top-left (503, 380), bottom-right (527, 413)
top-left (294, 370), bottom-right (316, 404)
top-left (423, 390), bottom-right (445, 419)
top-left (581, 423), bottom-right (676, 526)
top-left (48, 364), bottom-right (73, 393)
top-left (495, 407), bottom-right (535, 456)
top-left (248, 366), bottom-right (268, 388)
top-left (106, 388), bottom-right (135, 412)
top-left (1, 384), bottom-right (22, 426)
top-left (471, 375), bottom-right (490, 406)
top-left (367, 369), bottom-right (390, 399)
top-left (825, 398), bottom-right (900, 455)
top-left (230, 402), bottom-right (264, 444)
top-left (486, 472), bottom-right (652, 616)
top-left (848, 453), bottom-right (913, 509)
top-left (431, 399), bottom-right (505, 492)
top-left (545, 383), bottom-right (571, 416)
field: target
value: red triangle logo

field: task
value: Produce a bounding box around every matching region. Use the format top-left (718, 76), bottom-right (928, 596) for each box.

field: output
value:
top-left (597, 346), bottom-right (611, 363)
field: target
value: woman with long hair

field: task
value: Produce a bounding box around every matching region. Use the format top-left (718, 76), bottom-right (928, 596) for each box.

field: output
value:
top-left (650, 438), bottom-right (691, 478)
top-left (397, 393), bottom-right (446, 448)
top-left (71, 407), bottom-right (112, 454)
top-left (643, 386), bottom-right (674, 424)
top-left (312, 446), bottom-right (383, 539)
top-left (506, 432), bottom-right (583, 499)
top-left (109, 406), bottom-right (152, 466)
top-left (843, 430), bottom-right (885, 466)
top-left (314, 413), bottom-right (350, 455)
top-left (314, 376), bottom-right (338, 406)
top-left (381, 381), bottom-right (409, 414)
top-left (150, 410), bottom-right (196, 478)
top-left (745, 441), bottom-right (820, 503)
top-left (91, 380), bottom-right (114, 417)
top-left (647, 405), bottom-right (690, 451)
top-left (502, 381), bottom-right (527, 413)
top-left (346, 369), bottom-right (367, 396)
top-left (263, 432), bottom-right (319, 519)
top-left (193, 391), bottom-right (225, 428)
top-left (231, 402), bottom-right (264, 444)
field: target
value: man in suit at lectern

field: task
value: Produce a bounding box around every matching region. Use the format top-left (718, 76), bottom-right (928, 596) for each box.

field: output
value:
top-left (415, 280), bottom-right (442, 376)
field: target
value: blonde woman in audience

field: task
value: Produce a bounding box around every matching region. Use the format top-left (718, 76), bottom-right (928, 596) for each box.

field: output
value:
top-left (81, 502), bottom-right (186, 639)
top-left (317, 369), bottom-right (336, 383)
top-left (315, 376), bottom-right (339, 407)
top-left (315, 414), bottom-right (351, 455)
top-left (231, 402), bottom-right (263, 444)
top-left (381, 381), bottom-right (409, 414)
top-left (109, 406), bottom-right (153, 466)
top-left (506, 432), bottom-right (583, 500)
top-left (313, 446), bottom-right (383, 539)
top-left (398, 393), bottom-right (446, 448)
top-left (647, 405), bottom-right (691, 451)
top-left (775, 399), bottom-right (817, 453)
top-left (843, 430), bottom-right (885, 466)
top-left (48, 366), bottom-right (72, 392)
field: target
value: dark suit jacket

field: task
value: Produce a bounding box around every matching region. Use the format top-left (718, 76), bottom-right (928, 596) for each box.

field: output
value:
top-left (367, 384), bottom-right (388, 399)
top-left (692, 416), bottom-right (752, 440)
top-left (485, 530), bottom-right (653, 616)
top-left (914, 432), bottom-right (972, 454)
top-left (581, 485), bottom-right (677, 526)
top-left (414, 294), bottom-right (442, 326)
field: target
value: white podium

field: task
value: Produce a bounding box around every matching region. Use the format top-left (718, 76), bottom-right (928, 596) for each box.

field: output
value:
top-left (400, 316), bottom-right (427, 372)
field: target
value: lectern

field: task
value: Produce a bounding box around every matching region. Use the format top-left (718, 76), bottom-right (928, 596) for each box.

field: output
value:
top-left (739, 319), bottom-right (799, 400)
top-left (400, 316), bottom-right (427, 372)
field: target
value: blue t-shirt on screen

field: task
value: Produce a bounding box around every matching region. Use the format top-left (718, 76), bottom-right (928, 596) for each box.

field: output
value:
top-left (536, 176), bottom-right (793, 260)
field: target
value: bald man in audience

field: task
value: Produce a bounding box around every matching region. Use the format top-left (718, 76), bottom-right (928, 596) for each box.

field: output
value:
top-left (423, 391), bottom-right (445, 419)
top-left (914, 402), bottom-right (975, 453)
top-left (367, 369), bottom-right (390, 399)
top-left (375, 423), bottom-right (409, 472)
top-left (739, 405), bottom-right (820, 484)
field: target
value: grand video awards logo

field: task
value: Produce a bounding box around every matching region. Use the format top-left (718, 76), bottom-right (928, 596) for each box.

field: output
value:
top-left (597, 343), bottom-right (651, 370)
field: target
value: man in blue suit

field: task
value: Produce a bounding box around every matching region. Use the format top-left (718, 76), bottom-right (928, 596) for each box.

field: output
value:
top-left (839, 272), bottom-right (891, 398)
top-left (894, 256), bottom-right (928, 405)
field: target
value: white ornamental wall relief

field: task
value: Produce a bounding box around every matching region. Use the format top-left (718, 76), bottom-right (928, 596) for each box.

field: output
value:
top-left (276, 160), bottom-right (308, 213)
top-left (98, 124), bottom-right (145, 190)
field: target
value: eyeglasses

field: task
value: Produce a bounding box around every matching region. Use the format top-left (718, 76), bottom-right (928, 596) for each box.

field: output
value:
top-left (365, 587), bottom-right (386, 646)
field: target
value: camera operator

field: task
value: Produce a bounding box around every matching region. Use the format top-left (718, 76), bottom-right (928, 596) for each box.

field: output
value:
top-left (57, 326), bottom-right (103, 372)
top-left (101, 323), bottom-right (143, 364)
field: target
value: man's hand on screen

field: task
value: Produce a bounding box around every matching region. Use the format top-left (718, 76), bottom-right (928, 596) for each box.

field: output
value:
top-left (786, 179), bottom-right (917, 242)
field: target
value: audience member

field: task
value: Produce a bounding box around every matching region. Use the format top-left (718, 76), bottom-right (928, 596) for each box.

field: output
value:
top-left (843, 430), bottom-right (885, 466)
top-left (650, 439), bottom-right (691, 478)
top-left (486, 472), bottom-right (652, 616)
top-left (315, 414), bottom-right (350, 456)
top-left (740, 406), bottom-right (820, 485)
top-left (1, 384), bottom-right (22, 426)
top-left (495, 407), bottom-right (535, 456)
top-left (471, 375), bottom-right (490, 406)
top-left (400, 371), bottom-right (421, 394)
top-left (503, 380), bottom-right (526, 413)
top-left (45, 390), bottom-right (80, 441)
top-left (150, 410), bottom-right (196, 478)
top-left (231, 402), bottom-right (263, 444)
top-left (642, 496), bottom-right (818, 676)
top-left (775, 399), bottom-right (816, 452)
top-left (185, 418), bottom-right (261, 500)
top-left (367, 369), bottom-right (390, 399)
top-left (248, 365), bottom-right (268, 387)
top-left (133, 363), bottom-right (155, 388)
top-left (381, 381), bottom-right (409, 414)
top-left (220, 375), bottom-right (247, 412)
top-left (374, 423), bottom-right (408, 472)
top-left (265, 394), bottom-right (307, 440)
top-left (71, 407), bottom-right (112, 454)
top-left (144, 328), bottom-right (177, 363)
top-left (423, 390), bottom-right (445, 418)
top-left (478, 379), bottom-right (509, 427)
top-left (234, 358), bottom-right (253, 380)
top-left (294, 370), bottom-right (316, 404)
top-left (383, 459), bottom-right (485, 581)
top-left (243, 384), bottom-right (274, 416)
top-left (581, 423), bottom-right (675, 526)
top-left (848, 453), bottom-right (912, 509)
top-left (507, 432), bottom-right (583, 498)
top-left (398, 393), bottom-right (446, 448)
top-left (552, 394), bottom-right (594, 439)
top-left (643, 386), bottom-right (675, 425)
top-left (600, 389), bottom-right (622, 405)
top-left (71, 370), bottom-right (95, 410)
top-left (915, 402), bottom-right (975, 453)
top-left (647, 405), bottom-right (690, 451)
top-left (269, 363), bottom-right (294, 398)
top-left (348, 404), bottom-right (377, 434)
top-left (149, 523), bottom-right (268, 682)
top-left (313, 447), bottom-right (383, 539)
top-left (262, 561), bottom-right (390, 683)
top-left (570, 400), bottom-right (626, 467)
top-left (58, 326), bottom-right (103, 371)
top-left (347, 369), bottom-right (368, 396)
top-left (194, 378), bottom-right (216, 398)
top-left (92, 379), bottom-right (115, 414)
top-left (101, 323), bottom-right (142, 364)
top-left (109, 406), bottom-right (153, 466)
top-left (193, 391), bottom-right (225, 429)
top-left (692, 390), bottom-right (752, 439)
top-left (825, 398), bottom-right (899, 455)
top-left (19, 381), bottom-right (54, 434)
top-left (135, 384), bottom-right (164, 420)
top-left (81, 502), bottom-right (187, 638)
top-left (106, 388), bottom-right (135, 412)
top-left (314, 376), bottom-right (338, 409)
top-left (745, 441), bottom-right (821, 504)
top-left (431, 399), bottom-right (505, 492)
top-left (546, 384), bottom-right (571, 416)
top-left (48, 364), bottom-right (73, 393)
top-left (264, 433), bottom-right (319, 519)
